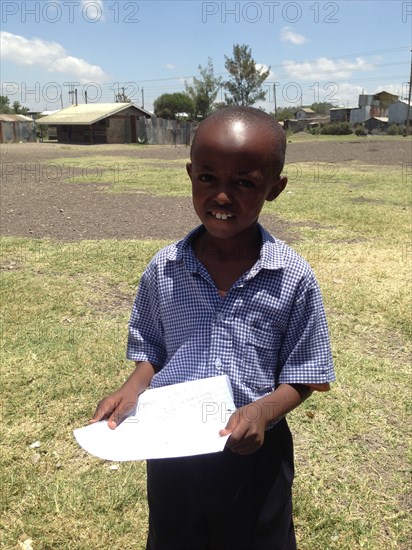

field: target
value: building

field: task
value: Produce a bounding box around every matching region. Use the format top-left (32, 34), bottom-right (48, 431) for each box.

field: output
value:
top-left (363, 116), bottom-right (389, 133)
top-left (388, 100), bottom-right (412, 126)
top-left (284, 115), bottom-right (329, 133)
top-left (295, 108), bottom-right (316, 120)
top-left (350, 91), bottom-right (398, 125)
top-left (0, 114), bottom-right (36, 143)
top-left (36, 103), bottom-right (152, 144)
top-left (329, 107), bottom-right (352, 123)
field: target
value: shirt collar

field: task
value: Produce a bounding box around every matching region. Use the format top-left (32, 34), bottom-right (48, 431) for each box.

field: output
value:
top-left (166, 224), bottom-right (286, 274)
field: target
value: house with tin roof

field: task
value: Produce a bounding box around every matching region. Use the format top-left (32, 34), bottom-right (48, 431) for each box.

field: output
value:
top-left (295, 107), bottom-right (316, 120)
top-left (0, 114), bottom-right (36, 143)
top-left (36, 103), bottom-right (152, 144)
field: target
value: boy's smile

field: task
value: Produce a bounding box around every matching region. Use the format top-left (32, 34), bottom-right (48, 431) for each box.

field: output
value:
top-left (186, 118), bottom-right (287, 248)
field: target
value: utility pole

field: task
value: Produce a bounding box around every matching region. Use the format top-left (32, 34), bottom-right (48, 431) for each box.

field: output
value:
top-left (273, 83), bottom-right (277, 118)
top-left (405, 49), bottom-right (412, 136)
top-left (141, 87), bottom-right (144, 109)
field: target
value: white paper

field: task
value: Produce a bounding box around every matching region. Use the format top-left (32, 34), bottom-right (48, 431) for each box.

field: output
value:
top-left (73, 375), bottom-right (236, 461)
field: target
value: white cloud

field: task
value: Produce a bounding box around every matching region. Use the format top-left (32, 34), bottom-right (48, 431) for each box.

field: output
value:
top-left (81, 0), bottom-right (105, 21)
top-left (255, 63), bottom-right (270, 75)
top-left (0, 32), bottom-right (109, 83)
top-left (282, 57), bottom-right (374, 81)
top-left (280, 27), bottom-right (306, 45)
top-left (163, 64), bottom-right (176, 70)
top-left (326, 83), bottom-right (364, 107)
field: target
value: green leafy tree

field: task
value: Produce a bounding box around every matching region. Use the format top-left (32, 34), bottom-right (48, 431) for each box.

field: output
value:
top-left (211, 102), bottom-right (229, 111)
top-left (153, 93), bottom-right (194, 120)
top-left (0, 97), bottom-right (29, 115)
top-left (0, 95), bottom-right (12, 114)
top-left (310, 102), bottom-right (335, 115)
top-left (12, 101), bottom-right (29, 115)
top-left (223, 44), bottom-right (270, 106)
top-left (272, 107), bottom-right (296, 121)
top-left (185, 58), bottom-right (222, 120)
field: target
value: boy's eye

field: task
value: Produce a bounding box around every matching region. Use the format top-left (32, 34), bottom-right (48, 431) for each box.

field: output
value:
top-left (238, 179), bottom-right (255, 188)
top-left (198, 174), bottom-right (214, 182)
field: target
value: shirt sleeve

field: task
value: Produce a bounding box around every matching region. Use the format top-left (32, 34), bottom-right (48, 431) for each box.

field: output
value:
top-left (278, 274), bottom-right (335, 386)
top-left (127, 262), bottom-right (167, 369)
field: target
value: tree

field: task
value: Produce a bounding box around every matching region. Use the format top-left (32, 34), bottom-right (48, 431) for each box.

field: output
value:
top-left (310, 102), bottom-right (335, 115)
top-left (272, 107), bottom-right (296, 121)
top-left (184, 58), bottom-right (222, 120)
top-left (0, 96), bottom-right (29, 115)
top-left (12, 101), bottom-right (29, 115)
top-left (0, 95), bottom-right (12, 114)
top-left (153, 93), bottom-right (194, 120)
top-left (223, 44), bottom-right (270, 106)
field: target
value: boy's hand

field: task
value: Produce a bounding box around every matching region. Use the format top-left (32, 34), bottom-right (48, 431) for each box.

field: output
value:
top-left (89, 361), bottom-right (156, 430)
top-left (220, 384), bottom-right (314, 455)
top-left (219, 403), bottom-right (267, 455)
top-left (89, 387), bottom-right (138, 430)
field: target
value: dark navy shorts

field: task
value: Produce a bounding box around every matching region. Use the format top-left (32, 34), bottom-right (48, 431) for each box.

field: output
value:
top-left (146, 418), bottom-right (296, 550)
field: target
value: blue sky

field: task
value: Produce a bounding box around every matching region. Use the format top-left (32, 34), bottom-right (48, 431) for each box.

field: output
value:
top-left (1, 0), bottom-right (411, 112)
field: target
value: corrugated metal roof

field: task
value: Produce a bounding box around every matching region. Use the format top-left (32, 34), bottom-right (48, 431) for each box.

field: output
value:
top-left (0, 114), bottom-right (34, 122)
top-left (41, 109), bottom-right (61, 116)
top-left (298, 108), bottom-right (315, 114)
top-left (36, 103), bottom-right (149, 125)
top-left (367, 117), bottom-right (388, 122)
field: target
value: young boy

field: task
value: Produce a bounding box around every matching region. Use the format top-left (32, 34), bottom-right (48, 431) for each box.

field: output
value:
top-left (91, 106), bottom-right (335, 549)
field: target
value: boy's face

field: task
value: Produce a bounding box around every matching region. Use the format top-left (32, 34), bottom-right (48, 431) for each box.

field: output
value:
top-left (186, 118), bottom-right (287, 242)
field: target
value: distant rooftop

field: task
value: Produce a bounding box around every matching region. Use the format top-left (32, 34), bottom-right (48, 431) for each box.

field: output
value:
top-left (36, 103), bottom-right (151, 125)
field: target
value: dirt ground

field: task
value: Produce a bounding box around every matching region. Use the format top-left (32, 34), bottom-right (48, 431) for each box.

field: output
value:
top-left (1, 138), bottom-right (409, 243)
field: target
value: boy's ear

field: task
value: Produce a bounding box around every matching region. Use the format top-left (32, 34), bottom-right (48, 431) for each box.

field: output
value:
top-left (186, 162), bottom-right (192, 178)
top-left (266, 176), bottom-right (288, 202)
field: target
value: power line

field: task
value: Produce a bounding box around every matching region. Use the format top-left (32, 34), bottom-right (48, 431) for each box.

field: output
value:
top-left (132, 46), bottom-right (410, 84)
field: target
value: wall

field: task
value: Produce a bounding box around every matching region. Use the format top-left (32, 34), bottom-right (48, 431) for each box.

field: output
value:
top-left (0, 120), bottom-right (36, 143)
top-left (388, 102), bottom-right (410, 125)
top-left (137, 116), bottom-right (198, 145)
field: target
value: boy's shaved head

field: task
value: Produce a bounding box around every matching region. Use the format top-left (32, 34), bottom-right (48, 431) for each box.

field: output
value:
top-left (191, 106), bottom-right (286, 176)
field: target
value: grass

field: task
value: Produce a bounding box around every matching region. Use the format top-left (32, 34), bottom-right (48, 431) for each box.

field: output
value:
top-left (44, 156), bottom-right (190, 195)
top-left (2, 147), bottom-right (411, 549)
top-left (285, 133), bottom-right (410, 143)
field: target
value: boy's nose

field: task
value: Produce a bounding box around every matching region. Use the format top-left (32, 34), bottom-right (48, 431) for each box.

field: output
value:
top-left (215, 189), bottom-right (231, 204)
top-left (214, 180), bottom-right (232, 204)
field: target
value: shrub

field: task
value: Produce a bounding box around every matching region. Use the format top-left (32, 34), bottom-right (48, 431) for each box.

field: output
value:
top-left (354, 125), bottom-right (368, 136)
top-left (387, 123), bottom-right (407, 135)
top-left (307, 125), bottom-right (320, 135)
top-left (321, 122), bottom-right (353, 135)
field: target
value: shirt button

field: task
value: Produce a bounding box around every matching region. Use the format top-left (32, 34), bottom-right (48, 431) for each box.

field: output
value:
top-left (215, 358), bottom-right (222, 368)
top-left (216, 313), bottom-right (223, 322)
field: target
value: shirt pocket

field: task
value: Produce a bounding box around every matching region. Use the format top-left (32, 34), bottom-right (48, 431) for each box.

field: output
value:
top-left (241, 326), bottom-right (283, 393)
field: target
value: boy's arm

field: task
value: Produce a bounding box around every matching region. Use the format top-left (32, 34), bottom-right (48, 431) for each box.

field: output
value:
top-left (220, 383), bottom-right (312, 455)
top-left (90, 361), bottom-right (156, 430)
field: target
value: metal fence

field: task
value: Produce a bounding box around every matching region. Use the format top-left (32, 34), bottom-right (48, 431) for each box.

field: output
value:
top-left (137, 116), bottom-right (198, 145)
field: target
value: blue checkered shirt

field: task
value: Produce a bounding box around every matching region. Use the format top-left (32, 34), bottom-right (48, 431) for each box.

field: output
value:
top-left (127, 224), bottom-right (335, 408)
